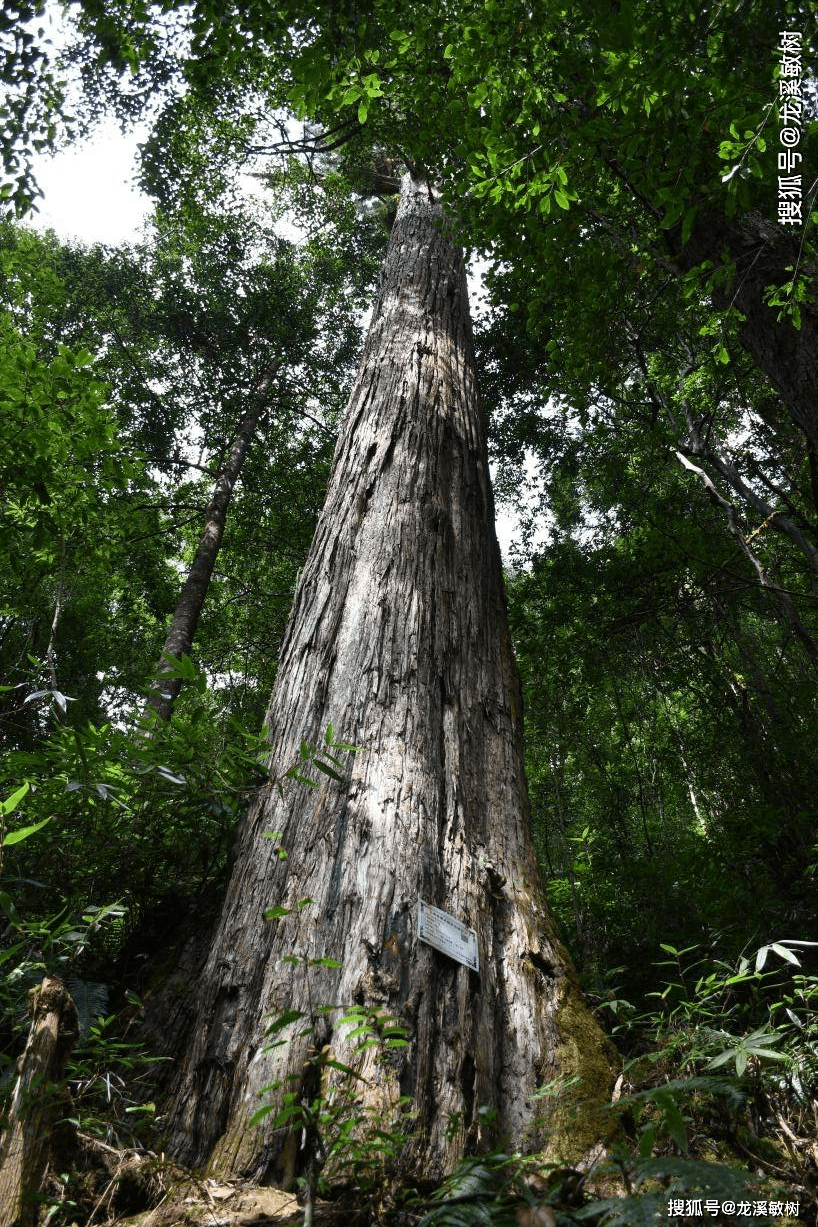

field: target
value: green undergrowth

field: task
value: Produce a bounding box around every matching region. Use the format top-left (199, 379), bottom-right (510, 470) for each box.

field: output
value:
top-left (2, 666), bottom-right (816, 1224)
top-left (409, 937), bottom-right (816, 1226)
top-left (4, 931), bottom-right (814, 1225)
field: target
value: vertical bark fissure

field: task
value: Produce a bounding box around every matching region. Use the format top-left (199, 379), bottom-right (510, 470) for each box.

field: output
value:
top-left (158, 174), bottom-right (616, 1182)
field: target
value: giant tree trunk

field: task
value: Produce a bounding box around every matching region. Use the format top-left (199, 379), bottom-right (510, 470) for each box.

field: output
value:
top-left (160, 174), bottom-right (616, 1184)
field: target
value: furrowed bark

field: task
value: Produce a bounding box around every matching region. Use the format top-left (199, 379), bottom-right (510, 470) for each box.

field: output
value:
top-left (148, 360), bottom-right (280, 722)
top-left (158, 173), bottom-right (616, 1184)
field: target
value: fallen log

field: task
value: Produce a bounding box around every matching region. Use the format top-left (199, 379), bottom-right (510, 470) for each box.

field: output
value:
top-left (0, 977), bottom-right (79, 1227)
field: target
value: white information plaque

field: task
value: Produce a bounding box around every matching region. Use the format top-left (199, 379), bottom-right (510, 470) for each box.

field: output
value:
top-left (417, 900), bottom-right (479, 972)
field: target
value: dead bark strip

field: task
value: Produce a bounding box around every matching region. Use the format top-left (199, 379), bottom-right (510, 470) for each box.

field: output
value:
top-left (0, 977), bottom-right (79, 1227)
top-left (156, 173), bottom-right (617, 1185)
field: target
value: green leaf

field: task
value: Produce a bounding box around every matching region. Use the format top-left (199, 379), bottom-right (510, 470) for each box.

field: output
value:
top-left (248, 1102), bottom-right (279, 1127)
top-left (638, 1121), bottom-right (656, 1159)
top-left (655, 1090), bottom-right (688, 1153)
top-left (2, 815), bottom-right (50, 846)
top-left (323, 1057), bottom-right (367, 1080)
top-left (703, 1050), bottom-right (735, 1069)
top-left (0, 782), bottom-right (30, 816)
top-left (266, 1101), bottom-right (307, 1128)
top-left (341, 1024), bottom-right (370, 1039)
top-left (681, 207), bottom-right (697, 246)
top-left (287, 770), bottom-right (318, 788)
top-left (264, 1009), bottom-right (304, 1036)
top-left (157, 652), bottom-right (197, 681)
top-left (314, 758), bottom-right (343, 781)
top-left (0, 891), bottom-right (21, 922)
top-left (338, 1009), bottom-right (367, 1025)
top-left (155, 766), bottom-right (186, 785)
top-left (0, 940), bottom-right (26, 967)
top-left (263, 905), bottom-right (290, 919)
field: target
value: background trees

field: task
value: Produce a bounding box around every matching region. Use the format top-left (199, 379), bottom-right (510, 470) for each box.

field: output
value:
top-left (0, 189), bottom-right (379, 995)
top-left (1, 2), bottom-right (817, 1222)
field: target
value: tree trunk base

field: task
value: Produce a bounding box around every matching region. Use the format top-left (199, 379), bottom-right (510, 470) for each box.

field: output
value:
top-left (104, 1178), bottom-right (303, 1227)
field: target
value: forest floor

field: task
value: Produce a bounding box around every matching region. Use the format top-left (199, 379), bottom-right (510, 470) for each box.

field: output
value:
top-left (109, 1178), bottom-right (304, 1226)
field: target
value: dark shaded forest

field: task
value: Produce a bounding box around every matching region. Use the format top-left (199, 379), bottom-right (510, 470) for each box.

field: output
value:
top-left (1, 2), bottom-right (816, 1224)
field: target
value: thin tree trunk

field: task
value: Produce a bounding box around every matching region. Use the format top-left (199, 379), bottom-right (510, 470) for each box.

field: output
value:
top-left (675, 449), bottom-right (818, 668)
top-left (147, 359), bottom-right (280, 721)
top-left (156, 174), bottom-right (616, 1186)
top-left (0, 978), bottom-right (79, 1227)
top-left (610, 681), bottom-right (654, 857)
top-left (679, 409), bottom-right (818, 576)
